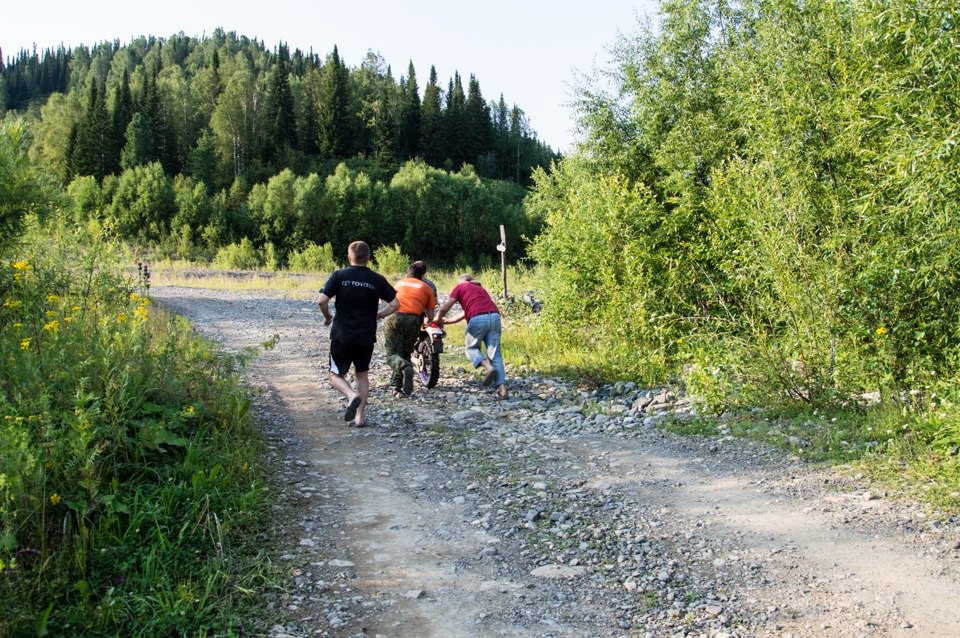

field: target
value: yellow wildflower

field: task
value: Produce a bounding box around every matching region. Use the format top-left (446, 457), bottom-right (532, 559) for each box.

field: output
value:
top-left (50, 493), bottom-right (61, 506)
top-left (117, 314), bottom-right (128, 323)
top-left (64, 317), bottom-right (73, 323)
top-left (876, 326), bottom-right (887, 336)
top-left (13, 323), bottom-right (22, 328)
top-left (45, 310), bottom-right (58, 318)
top-left (20, 339), bottom-right (30, 350)
top-left (46, 294), bottom-right (59, 302)
top-left (133, 305), bottom-right (149, 321)
top-left (43, 320), bottom-right (59, 333)
top-left (13, 261), bottom-right (31, 271)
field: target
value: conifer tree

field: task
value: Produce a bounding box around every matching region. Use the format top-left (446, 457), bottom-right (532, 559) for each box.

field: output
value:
top-left (373, 75), bottom-right (397, 164)
top-left (397, 61), bottom-right (421, 160)
top-left (120, 112), bottom-right (156, 169)
top-left (444, 72), bottom-right (466, 167)
top-left (318, 45), bottom-right (350, 160)
top-left (139, 71), bottom-right (174, 173)
top-left (110, 68), bottom-right (134, 172)
top-left (493, 94), bottom-right (510, 179)
top-left (72, 82), bottom-right (112, 179)
top-left (420, 66), bottom-right (444, 166)
top-left (464, 74), bottom-right (493, 170)
top-left (265, 43), bottom-right (296, 165)
top-left (298, 59), bottom-right (320, 156)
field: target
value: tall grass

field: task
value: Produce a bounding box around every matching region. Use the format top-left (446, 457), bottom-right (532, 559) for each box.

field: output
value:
top-left (1, 223), bottom-right (275, 636)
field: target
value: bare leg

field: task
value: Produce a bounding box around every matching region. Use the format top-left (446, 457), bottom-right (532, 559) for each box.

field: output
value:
top-left (329, 372), bottom-right (357, 402)
top-left (354, 371), bottom-right (370, 425)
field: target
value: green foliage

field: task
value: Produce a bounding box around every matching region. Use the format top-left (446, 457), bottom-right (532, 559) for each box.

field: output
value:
top-left (6, 31), bottom-right (557, 271)
top-left (527, 158), bottom-right (672, 383)
top-left (106, 162), bottom-right (176, 240)
top-left (388, 160), bottom-right (536, 264)
top-left (0, 120), bottom-right (54, 256)
top-left (535, 0), bottom-right (960, 414)
top-left (65, 174), bottom-right (104, 223)
top-left (119, 112), bottom-right (155, 169)
top-left (213, 237), bottom-right (263, 270)
top-left (286, 242), bottom-right (339, 273)
top-left (372, 244), bottom-right (410, 277)
top-left (0, 222), bottom-right (271, 635)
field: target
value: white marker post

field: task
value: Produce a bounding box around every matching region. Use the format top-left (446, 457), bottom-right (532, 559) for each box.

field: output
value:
top-left (497, 224), bottom-right (507, 299)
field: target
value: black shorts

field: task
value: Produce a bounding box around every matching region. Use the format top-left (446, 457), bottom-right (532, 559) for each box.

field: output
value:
top-left (329, 341), bottom-right (375, 375)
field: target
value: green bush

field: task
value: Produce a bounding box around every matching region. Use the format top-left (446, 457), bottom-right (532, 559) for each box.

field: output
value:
top-left (287, 241), bottom-right (339, 273)
top-left (0, 119), bottom-right (53, 256)
top-left (373, 243), bottom-right (410, 277)
top-left (213, 237), bottom-right (263, 270)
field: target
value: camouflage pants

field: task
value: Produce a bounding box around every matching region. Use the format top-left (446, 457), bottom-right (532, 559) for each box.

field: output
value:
top-left (384, 313), bottom-right (422, 389)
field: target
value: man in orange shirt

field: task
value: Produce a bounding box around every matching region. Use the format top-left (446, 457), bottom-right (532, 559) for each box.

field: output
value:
top-left (384, 261), bottom-right (436, 397)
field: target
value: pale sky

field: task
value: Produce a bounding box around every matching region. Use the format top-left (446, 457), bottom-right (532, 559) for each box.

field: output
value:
top-left (2, 0), bottom-right (660, 153)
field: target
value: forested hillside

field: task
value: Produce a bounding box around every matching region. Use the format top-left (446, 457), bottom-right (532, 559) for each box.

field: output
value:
top-left (0, 30), bottom-right (557, 265)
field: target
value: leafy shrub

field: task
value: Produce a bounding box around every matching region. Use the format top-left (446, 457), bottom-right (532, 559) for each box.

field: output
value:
top-left (213, 237), bottom-right (262, 270)
top-left (527, 158), bottom-right (672, 384)
top-left (0, 119), bottom-right (53, 255)
top-left (287, 241), bottom-right (339, 273)
top-left (373, 243), bottom-right (410, 276)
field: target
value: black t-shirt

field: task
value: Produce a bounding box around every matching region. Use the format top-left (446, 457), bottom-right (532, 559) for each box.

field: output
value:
top-left (320, 265), bottom-right (397, 345)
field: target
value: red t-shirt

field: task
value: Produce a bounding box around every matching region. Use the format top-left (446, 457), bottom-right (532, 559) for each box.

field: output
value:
top-left (449, 281), bottom-right (499, 322)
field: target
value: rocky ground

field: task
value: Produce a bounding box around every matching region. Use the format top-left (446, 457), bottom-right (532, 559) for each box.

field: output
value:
top-left (150, 286), bottom-right (960, 638)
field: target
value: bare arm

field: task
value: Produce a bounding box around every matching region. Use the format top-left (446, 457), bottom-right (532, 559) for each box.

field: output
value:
top-left (377, 297), bottom-right (401, 320)
top-left (317, 293), bottom-right (333, 326)
top-left (436, 297), bottom-right (463, 325)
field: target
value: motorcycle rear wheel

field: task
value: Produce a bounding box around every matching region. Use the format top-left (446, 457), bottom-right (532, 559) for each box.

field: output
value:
top-left (413, 334), bottom-right (440, 388)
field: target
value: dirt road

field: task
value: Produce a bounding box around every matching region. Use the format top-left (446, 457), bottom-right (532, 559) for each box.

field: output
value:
top-left (151, 286), bottom-right (960, 638)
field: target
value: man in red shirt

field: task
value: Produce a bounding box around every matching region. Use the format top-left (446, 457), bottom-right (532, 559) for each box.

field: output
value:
top-left (384, 262), bottom-right (436, 397)
top-left (436, 274), bottom-right (507, 400)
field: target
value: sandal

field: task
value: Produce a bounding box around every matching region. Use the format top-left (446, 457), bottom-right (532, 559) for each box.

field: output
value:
top-left (481, 368), bottom-right (497, 387)
top-left (402, 364), bottom-right (414, 395)
top-left (496, 386), bottom-right (509, 401)
top-left (391, 388), bottom-right (407, 399)
top-left (344, 396), bottom-right (361, 421)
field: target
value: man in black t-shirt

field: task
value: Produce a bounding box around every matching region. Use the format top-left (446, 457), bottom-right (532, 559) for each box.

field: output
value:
top-left (317, 241), bottom-right (399, 427)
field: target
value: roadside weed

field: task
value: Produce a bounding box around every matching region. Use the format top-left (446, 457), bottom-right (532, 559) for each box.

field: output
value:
top-left (1, 225), bottom-right (276, 635)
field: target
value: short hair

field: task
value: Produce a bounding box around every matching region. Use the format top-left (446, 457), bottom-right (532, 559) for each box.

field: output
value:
top-left (458, 273), bottom-right (474, 282)
top-left (407, 261), bottom-right (426, 279)
top-left (348, 241), bottom-right (370, 263)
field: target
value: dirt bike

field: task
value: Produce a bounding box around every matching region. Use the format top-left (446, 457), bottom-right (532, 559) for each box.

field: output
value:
top-left (410, 322), bottom-right (445, 388)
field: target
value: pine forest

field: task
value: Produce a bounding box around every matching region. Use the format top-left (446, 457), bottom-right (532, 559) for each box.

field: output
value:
top-left (1, 29), bottom-right (558, 266)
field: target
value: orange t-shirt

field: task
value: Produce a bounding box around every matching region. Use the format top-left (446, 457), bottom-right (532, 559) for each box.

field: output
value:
top-left (394, 277), bottom-right (437, 315)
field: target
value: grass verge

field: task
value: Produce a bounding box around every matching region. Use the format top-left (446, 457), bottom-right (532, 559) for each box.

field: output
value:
top-left (1, 227), bottom-right (281, 636)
